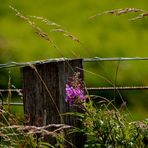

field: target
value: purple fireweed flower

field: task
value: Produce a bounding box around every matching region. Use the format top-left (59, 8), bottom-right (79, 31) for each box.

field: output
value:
top-left (65, 72), bottom-right (86, 106)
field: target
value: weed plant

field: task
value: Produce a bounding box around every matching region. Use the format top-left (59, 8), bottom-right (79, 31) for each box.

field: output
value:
top-left (0, 71), bottom-right (148, 148)
top-left (65, 72), bottom-right (148, 147)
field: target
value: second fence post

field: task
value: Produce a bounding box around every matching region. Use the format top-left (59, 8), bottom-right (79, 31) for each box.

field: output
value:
top-left (22, 58), bottom-right (85, 147)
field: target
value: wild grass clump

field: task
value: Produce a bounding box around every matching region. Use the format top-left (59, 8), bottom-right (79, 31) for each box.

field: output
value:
top-left (89, 7), bottom-right (148, 21)
top-left (65, 72), bottom-right (148, 147)
top-left (9, 6), bottom-right (80, 47)
top-left (79, 106), bottom-right (148, 147)
top-left (1, 100), bottom-right (148, 147)
top-left (0, 107), bottom-right (71, 147)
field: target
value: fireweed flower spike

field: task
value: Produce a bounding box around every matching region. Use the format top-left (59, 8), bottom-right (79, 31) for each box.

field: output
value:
top-left (65, 72), bottom-right (86, 106)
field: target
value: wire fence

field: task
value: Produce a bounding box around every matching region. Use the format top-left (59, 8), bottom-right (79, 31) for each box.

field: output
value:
top-left (1, 57), bottom-right (148, 69)
top-left (0, 57), bottom-right (148, 106)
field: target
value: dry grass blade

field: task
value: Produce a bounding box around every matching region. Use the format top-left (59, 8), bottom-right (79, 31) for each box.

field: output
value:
top-left (64, 33), bottom-right (80, 43)
top-left (129, 12), bottom-right (148, 21)
top-left (6, 71), bottom-right (12, 111)
top-left (30, 16), bottom-right (61, 27)
top-left (30, 15), bottom-right (81, 43)
top-left (9, 5), bottom-right (68, 57)
top-left (9, 5), bottom-right (81, 57)
top-left (50, 28), bottom-right (65, 33)
top-left (112, 8), bottom-right (144, 15)
top-left (0, 108), bottom-right (6, 114)
top-left (1, 124), bottom-right (71, 136)
top-left (9, 6), bottom-right (51, 43)
top-left (89, 8), bottom-right (146, 20)
top-left (51, 28), bottom-right (80, 43)
top-left (0, 132), bottom-right (11, 141)
top-left (11, 85), bottom-right (23, 99)
top-left (51, 27), bottom-right (80, 43)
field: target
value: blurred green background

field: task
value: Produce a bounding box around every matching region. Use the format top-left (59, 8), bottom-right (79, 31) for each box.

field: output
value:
top-left (0, 0), bottom-right (148, 120)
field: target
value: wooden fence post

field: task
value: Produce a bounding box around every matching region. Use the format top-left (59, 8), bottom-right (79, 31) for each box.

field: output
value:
top-left (22, 59), bottom-right (85, 147)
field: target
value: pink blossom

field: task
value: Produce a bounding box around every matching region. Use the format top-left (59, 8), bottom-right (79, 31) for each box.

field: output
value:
top-left (65, 73), bottom-right (86, 106)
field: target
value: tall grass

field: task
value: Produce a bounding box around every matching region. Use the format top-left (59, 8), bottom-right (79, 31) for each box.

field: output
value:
top-left (0, 107), bottom-right (71, 147)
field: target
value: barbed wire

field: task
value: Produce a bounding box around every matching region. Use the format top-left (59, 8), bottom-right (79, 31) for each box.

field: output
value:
top-left (0, 57), bottom-right (148, 106)
top-left (0, 102), bottom-right (23, 106)
top-left (84, 57), bottom-right (148, 62)
top-left (1, 85), bottom-right (148, 106)
top-left (87, 86), bottom-right (148, 91)
top-left (1, 85), bottom-right (148, 93)
top-left (0, 89), bottom-right (22, 92)
top-left (0, 57), bottom-right (148, 69)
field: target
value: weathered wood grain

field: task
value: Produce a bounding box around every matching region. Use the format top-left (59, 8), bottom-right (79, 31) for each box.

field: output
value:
top-left (22, 59), bottom-right (84, 147)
